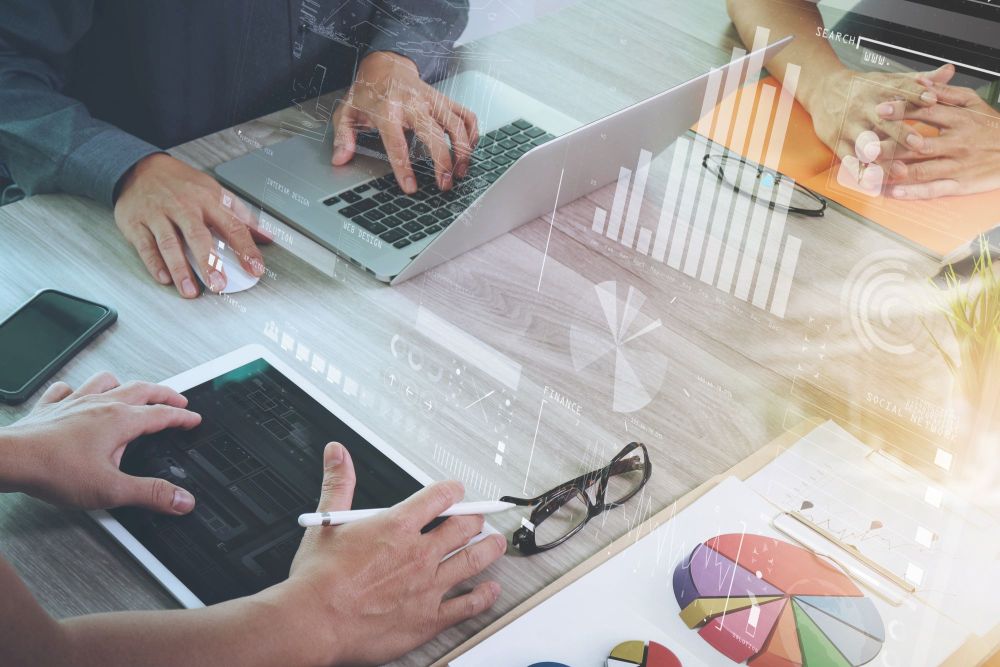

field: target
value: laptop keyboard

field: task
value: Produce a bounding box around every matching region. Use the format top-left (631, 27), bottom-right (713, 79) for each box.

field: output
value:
top-left (321, 119), bottom-right (555, 250)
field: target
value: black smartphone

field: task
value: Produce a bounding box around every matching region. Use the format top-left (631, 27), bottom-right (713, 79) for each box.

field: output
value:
top-left (0, 289), bottom-right (117, 404)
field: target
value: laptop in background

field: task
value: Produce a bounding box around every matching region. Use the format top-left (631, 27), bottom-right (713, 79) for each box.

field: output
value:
top-left (216, 39), bottom-right (791, 284)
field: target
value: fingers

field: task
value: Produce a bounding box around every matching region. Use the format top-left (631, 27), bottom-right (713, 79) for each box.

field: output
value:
top-left (853, 130), bottom-right (882, 163)
top-left (221, 191), bottom-right (270, 246)
top-left (110, 381), bottom-right (188, 408)
top-left (851, 107), bottom-right (924, 156)
top-left (38, 381), bottom-right (73, 405)
top-left (206, 199), bottom-right (265, 278)
top-left (230, 199), bottom-right (273, 246)
top-left (896, 68), bottom-right (945, 108)
top-left (437, 533), bottom-right (506, 588)
top-left (887, 159), bottom-right (907, 181)
top-left (126, 404), bottom-right (202, 435)
top-left (915, 63), bottom-right (956, 90)
top-left (75, 371), bottom-right (120, 396)
top-left (376, 118), bottom-right (418, 194)
top-left (249, 226), bottom-right (274, 245)
top-left (452, 102), bottom-right (479, 151)
top-left (434, 106), bottom-right (472, 179)
top-left (124, 224), bottom-right (171, 285)
top-left (873, 116), bottom-right (922, 151)
top-left (877, 99), bottom-right (969, 134)
top-left (875, 100), bottom-right (906, 121)
top-left (315, 443), bottom-right (356, 513)
top-left (436, 581), bottom-right (501, 632)
top-left (111, 473), bottom-right (196, 515)
top-left (429, 515), bottom-right (485, 558)
top-left (889, 178), bottom-right (960, 200)
top-left (173, 207), bottom-right (227, 293)
top-left (892, 81), bottom-right (982, 112)
top-left (928, 84), bottom-right (982, 108)
top-left (392, 480), bottom-right (464, 532)
top-left (840, 155), bottom-right (887, 193)
top-left (409, 108), bottom-right (455, 191)
top-left (873, 137), bottom-right (899, 165)
top-left (332, 104), bottom-right (359, 166)
top-left (886, 157), bottom-right (962, 185)
top-left (149, 218), bottom-right (199, 298)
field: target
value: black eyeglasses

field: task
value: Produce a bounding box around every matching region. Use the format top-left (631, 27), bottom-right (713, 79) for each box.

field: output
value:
top-left (499, 442), bottom-right (651, 555)
top-left (702, 153), bottom-right (827, 218)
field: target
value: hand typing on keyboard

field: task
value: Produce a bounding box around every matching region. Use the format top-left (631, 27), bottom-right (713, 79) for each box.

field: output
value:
top-left (331, 51), bottom-right (479, 194)
top-left (323, 120), bottom-right (555, 251)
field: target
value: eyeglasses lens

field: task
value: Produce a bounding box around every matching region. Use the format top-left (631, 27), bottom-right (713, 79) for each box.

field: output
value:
top-left (606, 448), bottom-right (648, 505)
top-left (534, 488), bottom-right (589, 548)
top-left (718, 158), bottom-right (822, 214)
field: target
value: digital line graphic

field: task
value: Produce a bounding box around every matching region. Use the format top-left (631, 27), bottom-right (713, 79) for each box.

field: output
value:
top-left (591, 28), bottom-right (804, 319)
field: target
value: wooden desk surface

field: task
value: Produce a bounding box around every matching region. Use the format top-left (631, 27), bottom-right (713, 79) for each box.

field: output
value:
top-left (0, 0), bottom-right (968, 664)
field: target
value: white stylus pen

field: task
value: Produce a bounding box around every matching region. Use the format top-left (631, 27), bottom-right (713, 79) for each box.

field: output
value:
top-left (297, 500), bottom-right (516, 527)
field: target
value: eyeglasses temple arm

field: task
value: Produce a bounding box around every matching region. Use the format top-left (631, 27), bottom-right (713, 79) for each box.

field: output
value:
top-left (499, 451), bottom-right (645, 506)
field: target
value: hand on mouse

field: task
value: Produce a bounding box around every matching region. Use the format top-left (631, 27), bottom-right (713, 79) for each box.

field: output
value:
top-left (114, 153), bottom-right (270, 298)
top-left (0, 372), bottom-right (201, 514)
top-left (278, 443), bottom-right (505, 666)
top-left (331, 51), bottom-right (479, 194)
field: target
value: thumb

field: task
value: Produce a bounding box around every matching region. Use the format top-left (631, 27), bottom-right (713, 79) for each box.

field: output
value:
top-left (316, 442), bottom-right (356, 512)
top-left (331, 111), bottom-right (358, 166)
top-left (919, 63), bottom-right (955, 88)
top-left (114, 474), bottom-right (196, 515)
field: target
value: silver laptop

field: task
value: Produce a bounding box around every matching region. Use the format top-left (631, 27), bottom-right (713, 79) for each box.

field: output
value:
top-left (215, 38), bottom-right (790, 284)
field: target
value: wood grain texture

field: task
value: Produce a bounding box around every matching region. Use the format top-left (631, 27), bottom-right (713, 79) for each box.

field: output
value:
top-left (0, 0), bottom-right (965, 664)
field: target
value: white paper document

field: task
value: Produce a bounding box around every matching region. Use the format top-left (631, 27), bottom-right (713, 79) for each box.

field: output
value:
top-left (454, 472), bottom-right (968, 666)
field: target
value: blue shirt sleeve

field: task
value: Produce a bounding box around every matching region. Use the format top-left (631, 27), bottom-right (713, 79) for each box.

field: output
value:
top-left (0, 0), bottom-right (161, 207)
top-left (365, 0), bottom-right (470, 81)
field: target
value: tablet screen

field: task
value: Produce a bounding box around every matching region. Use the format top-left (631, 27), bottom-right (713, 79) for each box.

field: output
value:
top-left (111, 358), bottom-right (423, 605)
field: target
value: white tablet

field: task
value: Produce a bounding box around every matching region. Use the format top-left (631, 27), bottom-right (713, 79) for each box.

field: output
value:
top-left (90, 344), bottom-right (445, 609)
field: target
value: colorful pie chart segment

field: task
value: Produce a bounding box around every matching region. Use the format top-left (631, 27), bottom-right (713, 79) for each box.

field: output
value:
top-left (673, 534), bottom-right (885, 666)
top-left (607, 640), bottom-right (683, 667)
top-left (674, 543), bottom-right (784, 609)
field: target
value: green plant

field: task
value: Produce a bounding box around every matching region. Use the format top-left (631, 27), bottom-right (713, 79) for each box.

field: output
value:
top-left (927, 239), bottom-right (1000, 418)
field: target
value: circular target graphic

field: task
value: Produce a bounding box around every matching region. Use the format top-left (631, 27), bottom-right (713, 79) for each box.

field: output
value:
top-left (841, 251), bottom-right (927, 356)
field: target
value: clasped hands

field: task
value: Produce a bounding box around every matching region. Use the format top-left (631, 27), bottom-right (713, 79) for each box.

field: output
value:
top-left (813, 63), bottom-right (1000, 200)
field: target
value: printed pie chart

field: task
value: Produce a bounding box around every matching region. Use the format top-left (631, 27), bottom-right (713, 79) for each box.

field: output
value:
top-left (608, 640), bottom-right (682, 667)
top-left (673, 534), bottom-right (885, 666)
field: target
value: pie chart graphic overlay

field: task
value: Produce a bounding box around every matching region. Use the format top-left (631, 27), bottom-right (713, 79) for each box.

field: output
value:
top-left (672, 534), bottom-right (885, 665)
top-left (607, 640), bottom-right (682, 667)
top-left (569, 281), bottom-right (668, 413)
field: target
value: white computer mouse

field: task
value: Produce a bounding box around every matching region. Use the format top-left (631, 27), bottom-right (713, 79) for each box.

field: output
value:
top-left (183, 236), bottom-right (260, 294)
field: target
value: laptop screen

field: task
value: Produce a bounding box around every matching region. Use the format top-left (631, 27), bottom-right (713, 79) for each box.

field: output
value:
top-left (905, 0), bottom-right (1000, 22)
top-left (828, 0), bottom-right (1000, 84)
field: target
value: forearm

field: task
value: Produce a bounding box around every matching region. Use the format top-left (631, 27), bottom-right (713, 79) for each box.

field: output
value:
top-left (62, 583), bottom-right (324, 667)
top-left (0, 428), bottom-right (36, 494)
top-left (0, 515), bottom-right (325, 667)
top-left (0, 556), bottom-right (72, 665)
top-left (0, 4), bottom-right (160, 207)
top-left (726, 0), bottom-right (846, 112)
top-left (0, 559), bottom-right (326, 667)
top-left (0, 75), bottom-right (160, 206)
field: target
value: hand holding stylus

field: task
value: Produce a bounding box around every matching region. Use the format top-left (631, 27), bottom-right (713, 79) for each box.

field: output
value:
top-left (281, 443), bottom-right (506, 666)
